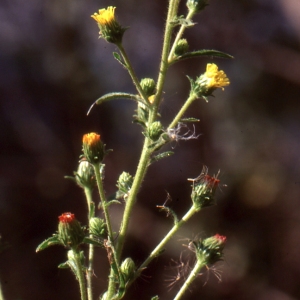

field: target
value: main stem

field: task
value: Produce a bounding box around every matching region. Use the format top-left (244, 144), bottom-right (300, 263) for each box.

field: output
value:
top-left (84, 187), bottom-right (94, 300)
top-left (174, 258), bottom-right (205, 300)
top-left (152, 0), bottom-right (181, 118)
top-left (116, 138), bottom-right (151, 258)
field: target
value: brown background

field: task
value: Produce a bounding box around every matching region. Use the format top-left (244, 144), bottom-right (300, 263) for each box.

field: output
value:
top-left (1, 0), bottom-right (300, 299)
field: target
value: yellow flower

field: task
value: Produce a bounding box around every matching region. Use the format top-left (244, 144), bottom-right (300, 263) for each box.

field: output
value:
top-left (203, 63), bottom-right (230, 90)
top-left (91, 7), bottom-right (116, 26)
top-left (91, 7), bottom-right (125, 44)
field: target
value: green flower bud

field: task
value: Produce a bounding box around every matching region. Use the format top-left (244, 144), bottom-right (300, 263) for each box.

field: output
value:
top-left (187, 0), bottom-right (209, 13)
top-left (120, 257), bottom-right (136, 283)
top-left (75, 160), bottom-right (96, 190)
top-left (174, 38), bottom-right (189, 56)
top-left (147, 121), bottom-right (164, 141)
top-left (116, 172), bottom-right (133, 200)
top-left (58, 213), bottom-right (85, 249)
top-left (140, 78), bottom-right (156, 98)
top-left (191, 171), bottom-right (220, 209)
top-left (89, 217), bottom-right (107, 239)
top-left (197, 234), bottom-right (226, 265)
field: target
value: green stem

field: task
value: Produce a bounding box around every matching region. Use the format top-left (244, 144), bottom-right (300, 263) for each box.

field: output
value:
top-left (116, 43), bottom-right (148, 101)
top-left (135, 205), bottom-right (198, 279)
top-left (168, 94), bottom-right (197, 129)
top-left (174, 258), bottom-right (205, 300)
top-left (168, 10), bottom-right (195, 63)
top-left (152, 0), bottom-right (181, 114)
top-left (84, 187), bottom-right (94, 300)
top-left (116, 138), bottom-right (152, 258)
top-left (74, 250), bottom-right (88, 300)
top-left (93, 164), bottom-right (114, 240)
top-left (0, 281), bottom-right (4, 300)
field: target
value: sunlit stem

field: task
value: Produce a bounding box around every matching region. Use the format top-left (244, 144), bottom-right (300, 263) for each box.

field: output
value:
top-left (174, 258), bottom-right (205, 300)
top-left (168, 94), bottom-right (197, 129)
top-left (134, 205), bottom-right (198, 280)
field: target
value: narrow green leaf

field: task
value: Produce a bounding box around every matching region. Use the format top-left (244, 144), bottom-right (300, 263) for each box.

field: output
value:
top-left (83, 236), bottom-right (104, 247)
top-left (150, 151), bottom-right (174, 164)
top-left (180, 117), bottom-right (200, 123)
top-left (87, 92), bottom-right (148, 115)
top-left (173, 49), bottom-right (233, 64)
top-left (36, 235), bottom-right (61, 252)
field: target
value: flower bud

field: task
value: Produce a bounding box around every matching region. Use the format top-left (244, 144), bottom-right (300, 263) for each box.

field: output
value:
top-left (58, 213), bottom-right (85, 249)
top-left (187, 0), bottom-right (209, 13)
top-left (91, 7), bottom-right (126, 44)
top-left (75, 160), bottom-right (96, 190)
top-left (174, 39), bottom-right (189, 56)
top-left (191, 173), bottom-right (220, 209)
top-left (82, 132), bottom-right (105, 165)
top-left (116, 172), bottom-right (133, 201)
top-left (200, 234), bottom-right (226, 265)
top-left (120, 257), bottom-right (136, 284)
top-left (147, 121), bottom-right (164, 141)
top-left (140, 78), bottom-right (156, 98)
top-left (89, 217), bottom-right (107, 239)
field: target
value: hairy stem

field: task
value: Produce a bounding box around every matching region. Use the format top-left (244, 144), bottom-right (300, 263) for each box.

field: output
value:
top-left (135, 205), bottom-right (198, 280)
top-left (168, 94), bottom-right (197, 129)
top-left (168, 10), bottom-right (195, 63)
top-left (174, 258), bottom-right (205, 300)
top-left (151, 0), bottom-right (181, 116)
top-left (116, 43), bottom-right (148, 101)
top-left (74, 250), bottom-right (88, 300)
top-left (84, 187), bottom-right (94, 300)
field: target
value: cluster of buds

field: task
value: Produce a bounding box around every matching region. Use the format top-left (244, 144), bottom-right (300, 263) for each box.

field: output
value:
top-left (190, 169), bottom-right (220, 210)
top-left (189, 234), bottom-right (226, 265)
top-left (189, 63), bottom-right (230, 101)
top-left (91, 7), bottom-right (126, 44)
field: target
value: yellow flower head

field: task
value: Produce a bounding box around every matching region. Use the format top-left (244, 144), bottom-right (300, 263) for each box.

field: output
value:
top-left (82, 132), bottom-right (105, 164)
top-left (82, 132), bottom-right (101, 146)
top-left (203, 63), bottom-right (230, 90)
top-left (91, 7), bottom-right (116, 26)
top-left (91, 7), bottom-right (125, 44)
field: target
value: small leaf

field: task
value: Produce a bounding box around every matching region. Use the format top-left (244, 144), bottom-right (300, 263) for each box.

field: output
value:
top-left (89, 202), bottom-right (95, 220)
top-left (36, 235), bottom-right (61, 252)
top-left (113, 52), bottom-right (127, 68)
top-left (150, 151), bottom-right (174, 164)
top-left (173, 49), bottom-right (233, 64)
top-left (58, 261), bottom-right (69, 269)
top-left (180, 117), bottom-right (200, 123)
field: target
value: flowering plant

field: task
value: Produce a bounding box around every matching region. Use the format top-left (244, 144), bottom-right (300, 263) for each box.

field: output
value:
top-left (36, 1), bottom-right (232, 299)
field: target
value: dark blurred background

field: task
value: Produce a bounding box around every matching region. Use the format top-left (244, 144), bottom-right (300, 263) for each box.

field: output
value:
top-left (1, 0), bottom-right (300, 299)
